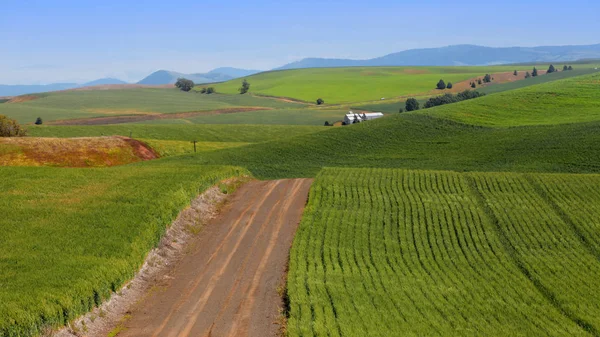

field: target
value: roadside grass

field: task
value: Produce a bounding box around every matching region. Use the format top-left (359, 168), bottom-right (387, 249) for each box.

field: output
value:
top-left (0, 89), bottom-right (305, 124)
top-left (418, 72), bottom-right (600, 127)
top-left (139, 139), bottom-right (250, 157)
top-left (0, 164), bottom-right (249, 336)
top-left (211, 65), bottom-right (578, 104)
top-left (26, 124), bottom-right (327, 142)
top-left (0, 137), bottom-right (155, 167)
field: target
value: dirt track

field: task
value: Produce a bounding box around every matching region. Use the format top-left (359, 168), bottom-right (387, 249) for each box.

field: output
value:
top-left (119, 179), bottom-right (312, 337)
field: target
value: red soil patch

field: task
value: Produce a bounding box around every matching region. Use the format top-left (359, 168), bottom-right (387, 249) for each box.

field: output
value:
top-left (48, 107), bottom-right (271, 125)
top-left (6, 95), bottom-right (41, 103)
top-left (0, 136), bottom-right (158, 167)
top-left (438, 70), bottom-right (549, 94)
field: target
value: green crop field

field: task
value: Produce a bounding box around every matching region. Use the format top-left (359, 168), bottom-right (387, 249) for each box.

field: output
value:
top-left (27, 124), bottom-right (326, 142)
top-left (212, 65), bottom-right (572, 104)
top-left (0, 89), bottom-right (305, 124)
top-left (287, 168), bottom-right (600, 336)
top-left (419, 72), bottom-right (600, 127)
top-left (0, 164), bottom-right (249, 336)
top-left (126, 108), bottom-right (349, 126)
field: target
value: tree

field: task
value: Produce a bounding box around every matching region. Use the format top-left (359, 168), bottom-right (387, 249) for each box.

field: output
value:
top-left (563, 65), bottom-right (568, 71)
top-left (206, 87), bottom-right (215, 94)
top-left (316, 98), bottom-right (325, 105)
top-left (0, 115), bottom-right (27, 137)
top-left (35, 117), bottom-right (43, 125)
top-left (547, 64), bottom-right (556, 74)
top-left (483, 74), bottom-right (492, 83)
top-left (471, 82), bottom-right (476, 88)
top-left (477, 78), bottom-right (483, 85)
top-left (568, 65), bottom-right (573, 70)
top-left (405, 98), bottom-right (420, 111)
top-left (446, 82), bottom-right (453, 89)
top-left (200, 87), bottom-right (207, 94)
top-left (525, 71), bottom-right (531, 78)
top-left (514, 70), bottom-right (518, 76)
top-left (239, 79), bottom-right (250, 94)
top-left (532, 67), bottom-right (538, 77)
top-left (175, 78), bottom-right (194, 92)
top-left (324, 121), bottom-right (330, 126)
top-left (436, 79), bottom-right (446, 90)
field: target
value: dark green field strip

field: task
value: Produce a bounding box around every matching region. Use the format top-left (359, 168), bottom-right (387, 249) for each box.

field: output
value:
top-left (470, 173), bottom-right (600, 335)
top-left (0, 164), bottom-right (249, 336)
top-left (165, 113), bottom-right (600, 179)
top-left (287, 168), bottom-right (589, 336)
top-left (27, 124), bottom-right (327, 142)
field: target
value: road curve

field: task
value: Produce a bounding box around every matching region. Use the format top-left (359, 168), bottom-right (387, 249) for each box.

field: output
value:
top-left (119, 179), bottom-right (313, 337)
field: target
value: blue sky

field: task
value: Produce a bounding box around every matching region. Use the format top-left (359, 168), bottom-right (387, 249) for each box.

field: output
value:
top-left (2, 0), bottom-right (599, 84)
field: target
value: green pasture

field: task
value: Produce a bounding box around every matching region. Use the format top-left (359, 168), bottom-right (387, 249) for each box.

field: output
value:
top-left (212, 65), bottom-right (565, 104)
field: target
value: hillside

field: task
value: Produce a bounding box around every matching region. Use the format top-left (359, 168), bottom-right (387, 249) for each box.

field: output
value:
top-left (212, 65), bottom-right (590, 104)
top-left (277, 43), bottom-right (600, 69)
top-left (419, 72), bottom-right (600, 127)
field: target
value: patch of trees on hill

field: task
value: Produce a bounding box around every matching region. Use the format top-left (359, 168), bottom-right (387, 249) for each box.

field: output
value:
top-left (175, 78), bottom-right (194, 92)
top-left (403, 90), bottom-right (485, 112)
top-left (199, 87), bottom-right (216, 94)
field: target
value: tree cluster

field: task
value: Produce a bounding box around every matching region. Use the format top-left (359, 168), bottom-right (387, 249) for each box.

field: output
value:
top-left (0, 115), bottom-right (27, 137)
top-left (483, 74), bottom-right (492, 83)
top-left (239, 79), bottom-right (250, 94)
top-left (405, 98), bottom-right (420, 111)
top-left (563, 65), bottom-right (574, 71)
top-left (199, 87), bottom-right (216, 94)
top-left (175, 78), bottom-right (195, 92)
top-left (423, 90), bottom-right (485, 109)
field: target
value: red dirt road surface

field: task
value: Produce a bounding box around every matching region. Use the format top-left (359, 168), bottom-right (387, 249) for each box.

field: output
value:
top-left (119, 179), bottom-right (313, 337)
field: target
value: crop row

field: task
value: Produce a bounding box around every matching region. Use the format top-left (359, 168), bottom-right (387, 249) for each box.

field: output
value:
top-left (287, 168), bottom-right (600, 336)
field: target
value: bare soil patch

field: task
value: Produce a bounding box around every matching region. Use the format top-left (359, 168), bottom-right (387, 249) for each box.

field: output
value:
top-left (6, 95), bottom-right (41, 103)
top-left (48, 107), bottom-right (271, 125)
top-left (438, 70), bottom-right (549, 94)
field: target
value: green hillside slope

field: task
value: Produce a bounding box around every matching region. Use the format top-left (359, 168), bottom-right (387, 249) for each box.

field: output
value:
top-left (419, 72), bottom-right (600, 127)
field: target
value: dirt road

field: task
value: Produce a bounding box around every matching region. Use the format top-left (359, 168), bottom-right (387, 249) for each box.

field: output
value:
top-left (119, 179), bottom-right (312, 337)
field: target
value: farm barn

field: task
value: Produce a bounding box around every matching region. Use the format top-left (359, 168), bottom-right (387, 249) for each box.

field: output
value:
top-left (343, 111), bottom-right (384, 124)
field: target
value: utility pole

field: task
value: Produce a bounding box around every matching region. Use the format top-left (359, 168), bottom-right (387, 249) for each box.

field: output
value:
top-left (193, 140), bottom-right (197, 153)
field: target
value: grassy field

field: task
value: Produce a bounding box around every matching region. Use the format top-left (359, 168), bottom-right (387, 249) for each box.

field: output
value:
top-left (27, 124), bottom-right (326, 142)
top-left (126, 108), bottom-right (349, 126)
top-left (287, 168), bottom-right (600, 336)
top-left (418, 72), bottom-right (600, 127)
top-left (162, 113), bottom-right (600, 179)
top-left (210, 65), bottom-right (585, 104)
top-left (0, 89), bottom-right (305, 124)
top-left (0, 164), bottom-right (249, 336)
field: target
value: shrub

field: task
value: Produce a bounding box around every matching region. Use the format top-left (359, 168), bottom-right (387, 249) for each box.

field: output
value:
top-left (239, 79), bottom-right (250, 94)
top-left (175, 78), bottom-right (194, 92)
top-left (483, 74), bottom-right (492, 83)
top-left (324, 121), bottom-right (330, 126)
top-left (446, 82), bottom-right (453, 89)
top-left (200, 88), bottom-right (207, 94)
top-left (514, 70), bottom-right (518, 76)
top-left (471, 82), bottom-right (476, 88)
top-left (436, 79), bottom-right (446, 90)
top-left (316, 98), bottom-right (325, 105)
top-left (477, 78), bottom-right (483, 85)
top-left (547, 65), bottom-right (556, 74)
top-left (563, 65), bottom-right (568, 71)
top-left (35, 117), bottom-right (43, 125)
top-left (399, 107), bottom-right (404, 113)
top-left (532, 67), bottom-right (538, 77)
top-left (405, 98), bottom-right (420, 111)
top-left (0, 115), bottom-right (27, 137)
top-left (568, 65), bottom-right (573, 70)
top-left (525, 71), bottom-right (531, 78)
top-left (206, 87), bottom-right (215, 94)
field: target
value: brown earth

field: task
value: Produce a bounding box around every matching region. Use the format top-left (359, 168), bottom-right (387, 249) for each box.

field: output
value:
top-left (115, 178), bottom-right (312, 337)
top-left (48, 107), bottom-right (271, 125)
top-left (438, 70), bottom-right (549, 94)
top-left (6, 95), bottom-right (41, 103)
top-left (0, 136), bottom-right (158, 167)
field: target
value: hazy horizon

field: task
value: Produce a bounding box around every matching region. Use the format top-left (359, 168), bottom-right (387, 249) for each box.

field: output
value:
top-left (3, 0), bottom-right (600, 84)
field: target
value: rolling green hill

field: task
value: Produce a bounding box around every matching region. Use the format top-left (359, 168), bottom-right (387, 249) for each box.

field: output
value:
top-left (211, 65), bottom-right (577, 104)
top-left (418, 72), bottom-right (600, 127)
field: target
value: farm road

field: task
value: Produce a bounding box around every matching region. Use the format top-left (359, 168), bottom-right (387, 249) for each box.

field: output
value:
top-left (120, 178), bottom-right (312, 337)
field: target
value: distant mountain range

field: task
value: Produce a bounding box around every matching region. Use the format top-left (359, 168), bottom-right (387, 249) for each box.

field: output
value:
top-left (136, 68), bottom-right (261, 85)
top-left (276, 44), bottom-right (600, 69)
top-left (3, 43), bottom-right (600, 97)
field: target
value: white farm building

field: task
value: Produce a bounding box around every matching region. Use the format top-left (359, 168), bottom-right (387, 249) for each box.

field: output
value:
top-left (343, 111), bottom-right (384, 125)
